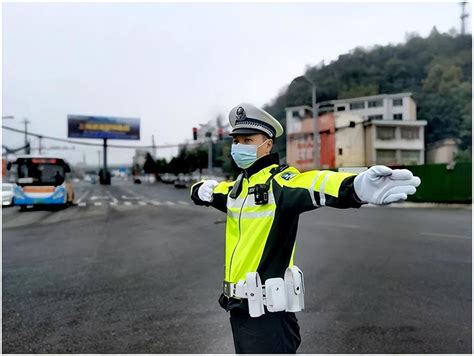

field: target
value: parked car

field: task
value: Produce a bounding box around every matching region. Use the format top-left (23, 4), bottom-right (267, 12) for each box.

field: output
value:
top-left (174, 173), bottom-right (192, 188)
top-left (2, 183), bottom-right (15, 206)
top-left (161, 173), bottom-right (178, 184)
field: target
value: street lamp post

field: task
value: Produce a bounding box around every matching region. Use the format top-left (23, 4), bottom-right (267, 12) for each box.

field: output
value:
top-left (205, 131), bottom-right (213, 175)
top-left (290, 76), bottom-right (320, 169)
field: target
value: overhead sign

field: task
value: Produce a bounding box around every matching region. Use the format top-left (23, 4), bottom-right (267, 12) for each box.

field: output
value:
top-left (67, 115), bottom-right (140, 140)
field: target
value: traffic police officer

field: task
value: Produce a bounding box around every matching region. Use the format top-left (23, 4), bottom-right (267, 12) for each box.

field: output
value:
top-left (190, 103), bottom-right (421, 354)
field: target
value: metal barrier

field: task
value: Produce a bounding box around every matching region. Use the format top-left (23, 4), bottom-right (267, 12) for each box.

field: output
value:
top-left (404, 162), bottom-right (472, 203)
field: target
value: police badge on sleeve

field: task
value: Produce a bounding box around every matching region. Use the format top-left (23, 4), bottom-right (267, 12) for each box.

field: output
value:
top-left (281, 172), bottom-right (297, 181)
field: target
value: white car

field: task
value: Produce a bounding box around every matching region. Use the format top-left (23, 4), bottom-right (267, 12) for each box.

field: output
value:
top-left (2, 183), bottom-right (15, 206)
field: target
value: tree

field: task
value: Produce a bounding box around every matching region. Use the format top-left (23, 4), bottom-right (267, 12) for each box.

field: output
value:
top-left (263, 31), bottom-right (471, 158)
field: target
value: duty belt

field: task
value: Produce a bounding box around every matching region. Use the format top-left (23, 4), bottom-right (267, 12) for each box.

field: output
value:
top-left (221, 267), bottom-right (305, 318)
top-left (223, 280), bottom-right (266, 299)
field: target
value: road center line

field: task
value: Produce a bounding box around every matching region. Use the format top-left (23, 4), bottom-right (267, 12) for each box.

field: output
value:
top-left (419, 232), bottom-right (471, 240)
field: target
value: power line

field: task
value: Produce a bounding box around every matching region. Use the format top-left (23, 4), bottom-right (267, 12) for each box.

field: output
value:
top-left (2, 125), bottom-right (182, 149)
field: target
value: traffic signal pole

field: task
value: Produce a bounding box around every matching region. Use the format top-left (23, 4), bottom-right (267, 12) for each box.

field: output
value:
top-left (102, 138), bottom-right (110, 185)
top-left (208, 137), bottom-right (212, 175)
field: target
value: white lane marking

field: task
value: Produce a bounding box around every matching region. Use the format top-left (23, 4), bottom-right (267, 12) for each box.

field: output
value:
top-left (165, 201), bottom-right (176, 205)
top-left (151, 201), bottom-right (162, 206)
top-left (109, 202), bottom-right (118, 206)
top-left (420, 232), bottom-right (471, 240)
top-left (178, 200), bottom-right (189, 205)
top-left (138, 201), bottom-right (147, 206)
top-left (122, 188), bottom-right (145, 200)
top-left (78, 202), bottom-right (87, 207)
top-left (94, 202), bottom-right (102, 206)
top-left (317, 222), bottom-right (361, 229)
top-left (106, 190), bottom-right (119, 204)
top-left (3, 210), bottom-right (51, 229)
top-left (76, 190), bottom-right (90, 204)
top-left (91, 195), bottom-right (109, 201)
top-left (121, 194), bottom-right (141, 200)
top-left (124, 201), bottom-right (132, 206)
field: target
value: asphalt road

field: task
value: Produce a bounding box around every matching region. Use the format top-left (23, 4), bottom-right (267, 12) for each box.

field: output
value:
top-left (2, 181), bottom-right (472, 353)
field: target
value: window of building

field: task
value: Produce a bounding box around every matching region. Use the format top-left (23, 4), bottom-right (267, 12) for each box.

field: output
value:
top-left (401, 150), bottom-right (420, 165)
top-left (338, 148), bottom-right (343, 155)
top-left (336, 106), bottom-right (346, 112)
top-left (376, 149), bottom-right (397, 165)
top-left (368, 114), bottom-right (383, 121)
top-left (368, 100), bottom-right (383, 108)
top-left (376, 126), bottom-right (396, 140)
top-left (393, 98), bottom-right (403, 106)
top-left (350, 102), bottom-right (365, 110)
top-left (293, 110), bottom-right (301, 118)
top-left (393, 113), bottom-right (403, 120)
top-left (401, 127), bottom-right (419, 140)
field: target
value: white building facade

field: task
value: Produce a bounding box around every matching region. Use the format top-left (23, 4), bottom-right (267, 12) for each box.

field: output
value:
top-left (327, 92), bottom-right (417, 122)
top-left (286, 93), bottom-right (427, 168)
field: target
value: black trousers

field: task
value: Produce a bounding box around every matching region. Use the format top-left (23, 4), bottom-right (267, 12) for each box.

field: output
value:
top-left (229, 309), bottom-right (301, 354)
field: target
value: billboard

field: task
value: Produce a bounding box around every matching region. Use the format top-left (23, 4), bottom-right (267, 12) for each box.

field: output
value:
top-left (68, 115), bottom-right (140, 140)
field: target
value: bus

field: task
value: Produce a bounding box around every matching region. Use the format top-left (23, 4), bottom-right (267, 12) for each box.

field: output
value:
top-left (7, 155), bottom-right (75, 210)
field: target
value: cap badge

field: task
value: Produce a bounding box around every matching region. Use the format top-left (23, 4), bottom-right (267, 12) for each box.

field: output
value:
top-left (236, 107), bottom-right (247, 121)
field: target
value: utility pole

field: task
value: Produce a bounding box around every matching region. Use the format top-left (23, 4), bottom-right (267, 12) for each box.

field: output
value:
top-left (152, 134), bottom-right (156, 158)
top-left (461, 2), bottom-right (469, 35)
top-left (289, 75), bottom-right (320, 169)
top-left (21, 118), bottom-right (31, 154)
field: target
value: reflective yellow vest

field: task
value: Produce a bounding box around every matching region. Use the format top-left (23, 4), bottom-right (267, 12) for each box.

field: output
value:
top-left (191, 154), bottom-right (363, 285)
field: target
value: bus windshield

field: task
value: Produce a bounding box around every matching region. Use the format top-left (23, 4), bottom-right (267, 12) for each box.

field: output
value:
top-left (15, 158), bottom-right (68, 186)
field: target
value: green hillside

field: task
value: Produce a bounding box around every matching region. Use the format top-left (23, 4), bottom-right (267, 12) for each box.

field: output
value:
top-left (264, 28), bottom-right (472, 161)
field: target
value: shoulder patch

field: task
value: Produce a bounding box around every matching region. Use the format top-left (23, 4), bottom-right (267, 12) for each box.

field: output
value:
top-left (281, 172), bottom-right (297, 181)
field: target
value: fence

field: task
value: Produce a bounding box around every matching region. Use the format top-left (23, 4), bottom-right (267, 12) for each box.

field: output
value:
top-left (402, 162), bottom-right (471, 203)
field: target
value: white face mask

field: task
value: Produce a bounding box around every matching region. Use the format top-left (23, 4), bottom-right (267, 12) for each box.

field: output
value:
top-left (230, 140), bottom-right (270, 169)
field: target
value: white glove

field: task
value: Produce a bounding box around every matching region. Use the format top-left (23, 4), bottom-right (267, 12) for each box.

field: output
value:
top-left (197, 180), bottom-right (219, 202)
top-left (354, 165), bottom-right (421, 205)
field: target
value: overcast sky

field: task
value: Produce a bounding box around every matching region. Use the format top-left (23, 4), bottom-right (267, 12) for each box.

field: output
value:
top-left (3, 2), bottom-right (472, 166)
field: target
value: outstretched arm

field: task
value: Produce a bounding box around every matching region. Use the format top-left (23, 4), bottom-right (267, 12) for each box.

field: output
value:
top-left (274, 165), bottom-right (421, 214)
top-left (273, 168), bottom-right (364, 214)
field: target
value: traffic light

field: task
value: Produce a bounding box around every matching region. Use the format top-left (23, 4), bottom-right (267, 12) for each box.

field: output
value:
top-left (192, 127), bottom-right (197, 141)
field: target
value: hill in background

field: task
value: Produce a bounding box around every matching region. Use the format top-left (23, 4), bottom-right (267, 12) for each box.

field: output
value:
top-left (264, 28), bottom-right (472, 161)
